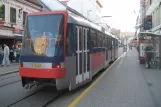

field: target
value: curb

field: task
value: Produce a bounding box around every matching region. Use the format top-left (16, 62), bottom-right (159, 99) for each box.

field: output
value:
top-left (0, 70), bottom-right (18, 76)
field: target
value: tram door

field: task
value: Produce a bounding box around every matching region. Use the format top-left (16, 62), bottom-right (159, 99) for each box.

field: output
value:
top-left (76, 26), bottom-right (90, 84)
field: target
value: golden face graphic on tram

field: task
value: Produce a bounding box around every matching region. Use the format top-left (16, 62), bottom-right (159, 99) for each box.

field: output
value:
top-left (34, 35), bottom-right (48, 55)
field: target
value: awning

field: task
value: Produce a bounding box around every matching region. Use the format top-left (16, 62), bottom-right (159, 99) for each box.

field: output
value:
top-left (133, 32), bottom-right (161, 40)
top-left (13, 34), bottom-right (23, 37)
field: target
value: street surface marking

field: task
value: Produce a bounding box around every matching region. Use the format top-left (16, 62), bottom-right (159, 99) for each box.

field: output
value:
top-left (116, 57), bottom-right (124, 69)
top-left (68, 55), bottom-right (122, 107)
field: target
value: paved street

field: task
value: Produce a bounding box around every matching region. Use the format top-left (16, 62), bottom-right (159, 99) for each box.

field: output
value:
top-left (0, 63), bottom-right (19, 76)
top-left (75, 48), bottom-right (161, 107)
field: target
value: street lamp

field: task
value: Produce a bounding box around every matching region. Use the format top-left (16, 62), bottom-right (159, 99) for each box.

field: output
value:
top-left (100, 16), bottom-right (112, 32)
top-left (101, 16), bottom-right (112, 18)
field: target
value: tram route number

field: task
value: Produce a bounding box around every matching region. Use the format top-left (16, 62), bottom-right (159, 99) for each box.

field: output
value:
top-left (32, 63), bottom-right (41, 68)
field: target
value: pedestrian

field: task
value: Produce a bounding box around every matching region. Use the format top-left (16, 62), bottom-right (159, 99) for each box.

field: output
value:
top-left (129, 43), bottom-right (131, 50)
top-left (10, 45), bottom-right (14, 63)
top-left (0, 45), bottom-right (3, 64)
top-left (2, 44), bottom-right (10, 66)
top-left (144, 43), bottom-right (153, 68)
top-left (130, 44), bottom-right (132, 49)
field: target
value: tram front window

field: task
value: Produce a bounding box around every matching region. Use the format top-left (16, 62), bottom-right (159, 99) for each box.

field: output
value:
top-left (21, 14), bottom-right (64, 57)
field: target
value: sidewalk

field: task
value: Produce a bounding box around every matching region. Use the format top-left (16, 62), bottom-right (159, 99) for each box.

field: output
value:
top-left (74, 49), bottom-right (161, 107)
top-left (0, 63), bottom-right (19, 76)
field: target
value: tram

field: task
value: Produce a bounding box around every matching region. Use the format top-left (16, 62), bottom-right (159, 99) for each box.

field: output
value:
top-left (19, 10), bottom-right (119, 91)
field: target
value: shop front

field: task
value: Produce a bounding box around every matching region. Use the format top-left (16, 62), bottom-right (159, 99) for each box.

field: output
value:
top-left (13, 28), bottom-right (23, 48)
top-left (135, 32), bottom-right (161, 69)
top-left (12, 28), bottom-right (23, 62)
top-left (0, 29), bottom-right (14, 48)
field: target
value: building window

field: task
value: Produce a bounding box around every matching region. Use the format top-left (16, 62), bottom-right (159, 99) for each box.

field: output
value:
top-left (10, 7), bottom-right (16, 23)
top-left (0, 5), bottom-right (5, 21)
top-left (23, 11), bottom-right (27, 26)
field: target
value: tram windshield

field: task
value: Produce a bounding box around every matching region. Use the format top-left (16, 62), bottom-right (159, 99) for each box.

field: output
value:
top-left (21, 14), bottom-right (64, 57)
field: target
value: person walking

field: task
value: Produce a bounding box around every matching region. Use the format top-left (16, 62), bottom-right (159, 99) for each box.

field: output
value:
top-left (0, 45), bottom-right (3, 64)
top-left (2, 44), bottom-right (10, 66)
top-left (10, 45), bottom-right (14, 63)
top-left (144, 44), bottom-right (153, 68)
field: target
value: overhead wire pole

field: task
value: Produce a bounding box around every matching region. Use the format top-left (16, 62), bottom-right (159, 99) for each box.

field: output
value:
top-left (99, 16), bottom-right (112, 32)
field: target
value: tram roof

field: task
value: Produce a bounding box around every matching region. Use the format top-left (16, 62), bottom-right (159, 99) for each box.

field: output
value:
top-left (68, 12), bottom-right (101, 30)
top-left (68, 11), bottom-right (115, 37)
top-left (67, 11), bottom-right (118, 39)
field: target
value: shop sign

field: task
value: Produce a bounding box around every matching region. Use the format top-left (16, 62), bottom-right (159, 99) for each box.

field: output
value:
top-left (0, 29), bottom-right (12, 36)
top-left (13, 28), bottom-right (23, 34)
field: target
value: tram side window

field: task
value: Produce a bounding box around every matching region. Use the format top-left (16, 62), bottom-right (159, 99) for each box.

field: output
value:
top-left (91, 30), bottom-right (97, 48)
top-left (107, 36), bottom-right (108, 47)
top-left (105, 36), bottom-right (107, 48)
top-left (79, 28), bottom-right (82, 50)
top-left (66, 25), bottom-right (72, 56)
top-left (104, 36), bottom-right (106, 48)
top-left (97, 32), bottom-right (101, 47)
top-left (107, 37), bottom-right (109, 48)
top-left (106, 35), bottom-right (108, 48)
top-left (109, 37), bottom-right (111, 48)
top-left (107, 36), bottom-right (109, 48)
top-left (102, 34), bottom-right (105, 47)
top-left (111, 38), bottom-right (113, 48)
top-left (100, 33), bottom-right (102, 47)
top-left (87, 29), bottom-right (90, 50)
top-left (100, 33), bottom-right (103, 48)
top-left (115, 39), bottom-right (117, 47)
top-left (100, 33), bottom-right (103, 47)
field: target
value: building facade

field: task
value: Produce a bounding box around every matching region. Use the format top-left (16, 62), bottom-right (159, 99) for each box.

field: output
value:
top-left (146, 0), bottom-right (161, 34)
top-left (0, 0), bottom-right (43, 47)
top-left (59, 0), bottom-right (103, 24)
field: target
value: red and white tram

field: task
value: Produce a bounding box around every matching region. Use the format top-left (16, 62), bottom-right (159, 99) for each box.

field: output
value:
top-left (19, 10), bottom-right (119, 91)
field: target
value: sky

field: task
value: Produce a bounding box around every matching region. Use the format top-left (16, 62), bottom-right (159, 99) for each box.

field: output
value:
top-left (101, 0), bottom-right (140, 32)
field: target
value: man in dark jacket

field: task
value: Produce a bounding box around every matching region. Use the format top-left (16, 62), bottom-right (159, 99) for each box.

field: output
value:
top-left (0, 45), bottom-right (3, 64)
top-left (145, 44), bottom-right (153, 68)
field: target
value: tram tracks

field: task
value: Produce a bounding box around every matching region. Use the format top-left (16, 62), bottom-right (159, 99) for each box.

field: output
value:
top-left (5, 87), bottom-right (67, 107)
top-left (0, 80), bottom-right (21, 88)
top-left (0, 75), bottom-right (21, 88)
top-left (2, 64), bottom-right (113, 107)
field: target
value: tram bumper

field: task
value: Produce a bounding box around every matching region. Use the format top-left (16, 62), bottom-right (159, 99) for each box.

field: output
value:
top-left (19, 67), bottom-right (66, 78)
